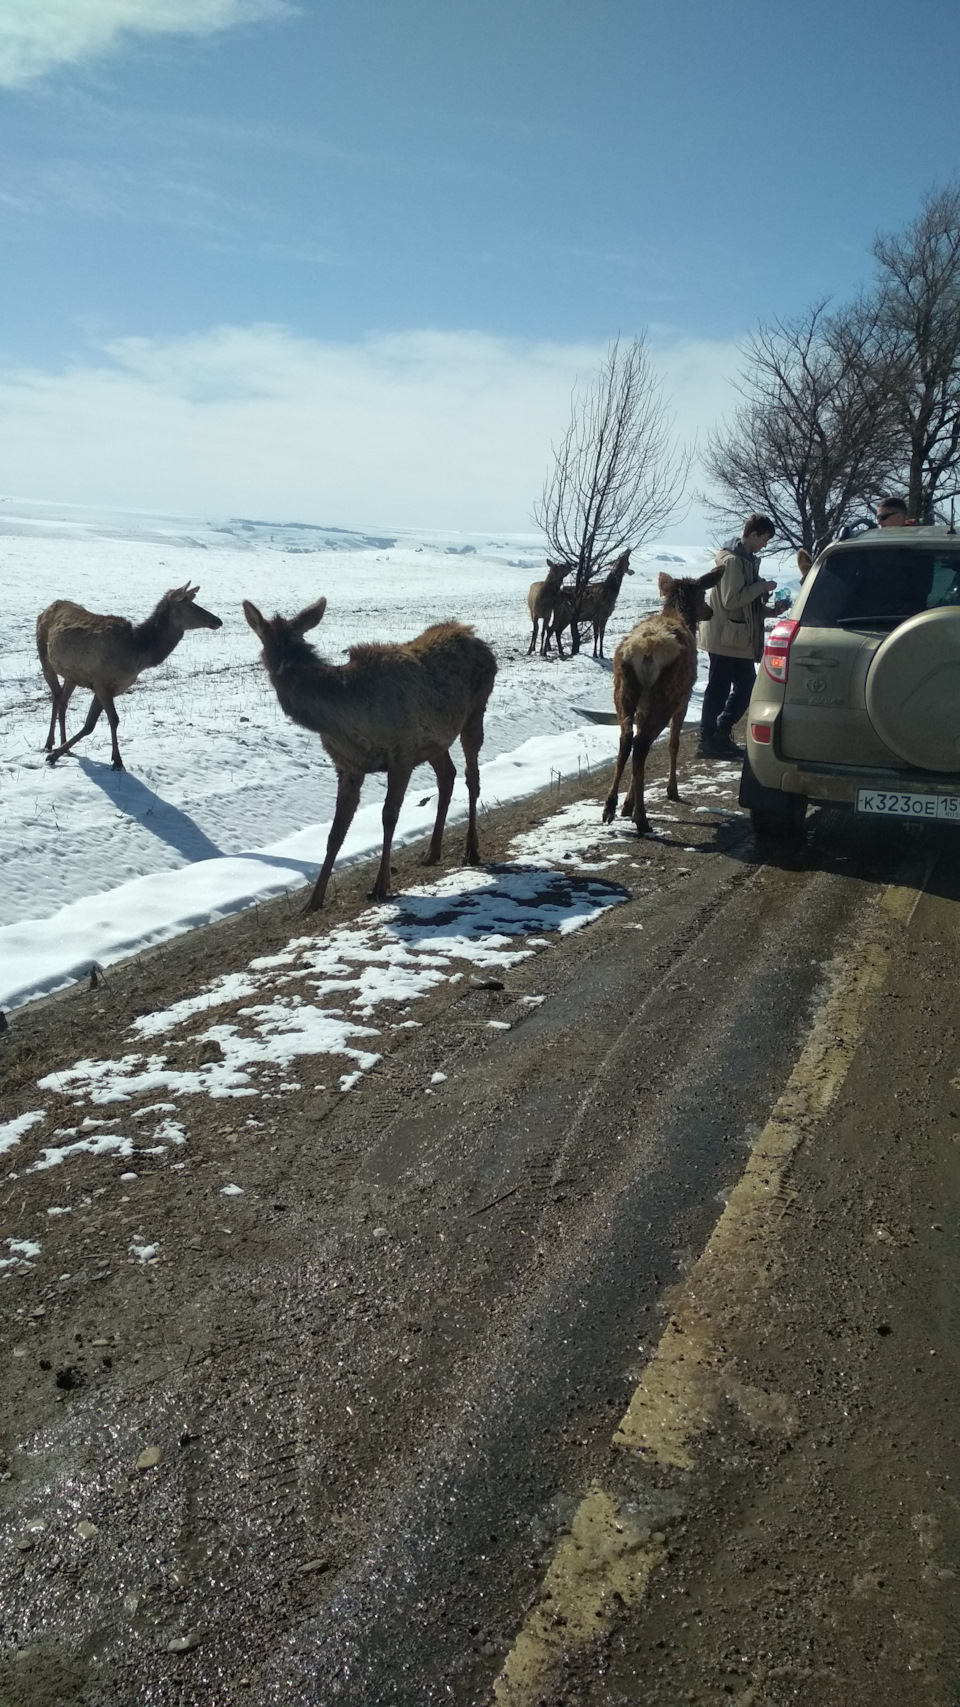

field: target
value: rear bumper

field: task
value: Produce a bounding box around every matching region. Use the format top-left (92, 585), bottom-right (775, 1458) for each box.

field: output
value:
top-left (746, 727), bottom-right (960, 805)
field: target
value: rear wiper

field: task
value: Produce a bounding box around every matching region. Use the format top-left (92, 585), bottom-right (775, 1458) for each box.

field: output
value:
top-left (833, 613), bottom-right (914, 628)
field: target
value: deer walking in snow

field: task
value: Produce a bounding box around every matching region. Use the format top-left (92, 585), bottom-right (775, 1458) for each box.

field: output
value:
top-left (602, 568), bottom-right (721, 835)
top-left (578, 551), bottom-right (634, 658)
top-left (38, 583), bottom-right (223, 770)
top-left (526, 559), bottom-right (571, 655)
top-left (243, 597), bottom-right (498, 910)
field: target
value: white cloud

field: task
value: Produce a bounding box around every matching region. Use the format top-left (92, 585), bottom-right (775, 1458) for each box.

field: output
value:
top-left (0, 324), bottom-right (738, 534)
top-left (0, 0), bottom-right (291, 88)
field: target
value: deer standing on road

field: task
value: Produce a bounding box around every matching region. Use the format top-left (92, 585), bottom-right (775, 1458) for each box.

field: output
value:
top-left (526, 559), bottom-right (571, 655)
top-left (38, 583), bottom-right (223, 770)
top-left (602, 568), bottom-right (722, 835)
top-left (243, 598), bottom-right (498, 910)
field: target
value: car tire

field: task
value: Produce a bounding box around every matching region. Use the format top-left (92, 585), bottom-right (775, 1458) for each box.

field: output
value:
top-left (739, 754), bottom-right (808, 840)
top-left (750, 800), bottom-right (807, 841)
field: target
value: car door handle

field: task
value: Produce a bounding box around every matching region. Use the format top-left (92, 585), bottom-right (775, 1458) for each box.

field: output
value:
top-left (796, 655), bottom-right (839, 666)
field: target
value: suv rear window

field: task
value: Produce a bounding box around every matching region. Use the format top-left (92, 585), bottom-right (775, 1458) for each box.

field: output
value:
top-left (802, 547), bottom-right (960, 630)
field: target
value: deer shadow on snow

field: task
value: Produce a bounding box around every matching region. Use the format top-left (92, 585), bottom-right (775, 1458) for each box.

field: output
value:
top-left (76, 757), bottom-right (332, 885)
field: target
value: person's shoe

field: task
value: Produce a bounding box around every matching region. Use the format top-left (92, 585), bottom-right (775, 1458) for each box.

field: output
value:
top-left (697, 730), bottom-right (744, 760)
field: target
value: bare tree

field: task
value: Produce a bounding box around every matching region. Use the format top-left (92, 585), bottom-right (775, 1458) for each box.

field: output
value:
top-left (702, 300), bottom-right (903, 554)
top-left (534, 337), bottom-right (690, 595)
top-left (872, 183), bottom-right (960, 522)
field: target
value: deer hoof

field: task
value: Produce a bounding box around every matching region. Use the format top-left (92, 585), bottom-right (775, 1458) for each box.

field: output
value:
top-left (666, 784), bottom-right (679, 801)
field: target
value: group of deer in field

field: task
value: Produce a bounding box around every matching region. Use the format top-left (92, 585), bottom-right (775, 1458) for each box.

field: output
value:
top-left (35, 553), bottom-right (721, 908)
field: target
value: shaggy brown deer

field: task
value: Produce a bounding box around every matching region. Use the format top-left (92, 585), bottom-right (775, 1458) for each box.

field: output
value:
top-left (527, 559), bottom-right (571, 654)
top-left (243, 598), bottom-right (498, 910)
top-left (38, 583), bottom-right (223, 770)
top-left (579, 550), bottom-right (634, 658)
top-left (602, 568), bottom-right (722, 835)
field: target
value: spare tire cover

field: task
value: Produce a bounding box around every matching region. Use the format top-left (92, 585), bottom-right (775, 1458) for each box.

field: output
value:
top-left (865, 607), bottom-right (960, 771)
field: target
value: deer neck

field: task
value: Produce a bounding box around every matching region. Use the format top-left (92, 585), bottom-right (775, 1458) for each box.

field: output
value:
top-left (132, 606), bottom-right (188, 669)
top-left (268, 642), bottom-right (346, 733)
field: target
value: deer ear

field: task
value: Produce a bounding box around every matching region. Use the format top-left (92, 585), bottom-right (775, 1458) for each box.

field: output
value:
top-left (797, 549), bottom-right (813, 578)
top-left (290, 598), bottom-right (327, 636)
top-left (657, 572), bottom-right (675, 597)
top-left (242, 599), bottom-right (270, 641)
top-left (699, 566), bottom-right (724, 589)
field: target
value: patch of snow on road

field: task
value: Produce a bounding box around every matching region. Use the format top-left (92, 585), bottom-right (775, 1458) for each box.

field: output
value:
top-left (1, 1239), bottom-right (40, 1269)
top-left (0, 1111), bottom-right (45, 1155)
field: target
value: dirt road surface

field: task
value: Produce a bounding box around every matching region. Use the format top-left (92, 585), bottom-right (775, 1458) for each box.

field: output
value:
top-left (1, 736), bottom-right (957, 1707)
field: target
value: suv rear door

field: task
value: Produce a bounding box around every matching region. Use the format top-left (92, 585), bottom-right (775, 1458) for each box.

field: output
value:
top-left (778, 540), bottom-right (960, 768)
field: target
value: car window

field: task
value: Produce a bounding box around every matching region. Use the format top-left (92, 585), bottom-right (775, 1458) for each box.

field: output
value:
top-left (802, 548), bottom-right (960, 630)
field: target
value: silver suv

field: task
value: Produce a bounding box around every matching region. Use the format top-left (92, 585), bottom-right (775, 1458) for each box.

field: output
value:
top-left (739, 526), bottom-right (960, 839)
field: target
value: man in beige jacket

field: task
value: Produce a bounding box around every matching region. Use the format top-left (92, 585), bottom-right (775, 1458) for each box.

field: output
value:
top-left (697, 513), bottom-right (780, 759)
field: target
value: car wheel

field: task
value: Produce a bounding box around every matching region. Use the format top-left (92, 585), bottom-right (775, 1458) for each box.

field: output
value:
top-left (750, 797), bottom-right (807, 841)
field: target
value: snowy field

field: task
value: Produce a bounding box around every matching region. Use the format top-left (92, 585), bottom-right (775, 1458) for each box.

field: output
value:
top-left (0, 499), bottom-right (764, 1014)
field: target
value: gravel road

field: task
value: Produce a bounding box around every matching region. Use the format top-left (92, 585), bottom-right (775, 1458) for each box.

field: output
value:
top-left (1, 737), bottom-right (957, 1707)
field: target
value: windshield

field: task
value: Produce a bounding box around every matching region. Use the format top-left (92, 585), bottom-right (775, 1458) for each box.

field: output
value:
top-left (802, 547), bottom-right (960, 630)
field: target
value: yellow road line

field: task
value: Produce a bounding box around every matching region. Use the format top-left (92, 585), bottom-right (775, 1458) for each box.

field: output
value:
top-left (493, 870), bottom-right (928, 1706)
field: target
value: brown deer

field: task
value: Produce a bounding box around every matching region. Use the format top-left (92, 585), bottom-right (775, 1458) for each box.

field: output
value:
top-left (38, 583), bottom-right (222, 770)
top-left (602, 568), bottom-right (722, 835)
top-left (527, 559), bottom-right (571, 654)
top-left (578, 550), bottom-right (634, 658)
top-left (243, 598), bottom-right (498, 910)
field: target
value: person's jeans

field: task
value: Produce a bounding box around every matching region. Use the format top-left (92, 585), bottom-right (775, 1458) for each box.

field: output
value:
top-left (701, 654), bottom-right (757, 736)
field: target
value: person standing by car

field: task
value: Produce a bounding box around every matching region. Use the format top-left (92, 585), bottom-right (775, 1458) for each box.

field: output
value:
top-left (697, 514), bottom-right (781, 759)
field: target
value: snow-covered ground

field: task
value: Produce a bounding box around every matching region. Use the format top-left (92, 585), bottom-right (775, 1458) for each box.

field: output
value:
top-left (0, 499), bottom-right (778, 1014)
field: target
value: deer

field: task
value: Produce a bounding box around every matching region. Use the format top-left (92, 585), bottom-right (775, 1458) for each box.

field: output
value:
top-left (578, 550), bottom-right (634, 658)
top-left (527, 559), bottom-right (571, 654)
top-left (243, 597), bottom-right (498, 911)
top-left (38, 583), bottom-right (223, 771)
top-left (602, 568), bottom-right (722, 835)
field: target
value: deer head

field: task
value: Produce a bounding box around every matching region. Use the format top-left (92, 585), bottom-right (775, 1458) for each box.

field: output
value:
top-left (162, 583), bottom-right (222, 630)
top-left (243, 597), bottom-right (328, 646)
top-left (658, 566), bottom-right (723, 628)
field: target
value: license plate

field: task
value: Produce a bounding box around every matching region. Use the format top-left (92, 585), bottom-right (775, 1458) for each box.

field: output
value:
top-left (856, 788), bottom-right (960, 821)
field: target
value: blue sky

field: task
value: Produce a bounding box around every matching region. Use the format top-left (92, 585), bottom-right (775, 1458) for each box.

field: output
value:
top-left (0, 0), bottom-right (958, 534)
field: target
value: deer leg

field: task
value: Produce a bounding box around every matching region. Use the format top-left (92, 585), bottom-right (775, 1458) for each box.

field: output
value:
top-left (44, 686), bottom-right (63, 751)
top-left (602, 723), bottom-right (633, 823)
top-left (100, 692), bottom-right (124, 769)
top-left (46, 693), bottom-right (104, 764)
top-left (304, 770), bottom-right (364, 912)
top-left (423, 750), bottom-right (456, 865)
top-left (56, 681), bottom-right (76, 747)
top-left (527, 618), bottom-right (539, 655)
top-left (665, 703), bottom-right (685, 800)
top-left (627, 716), bottom-right (660, 835)
top-left (460, 709), bottom-right (486, 865)
top-left (370, 761), bottom-right (414, 901)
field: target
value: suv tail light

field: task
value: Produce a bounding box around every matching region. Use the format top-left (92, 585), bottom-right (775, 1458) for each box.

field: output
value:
top-left (762, 618), bottom-right (799, 684)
